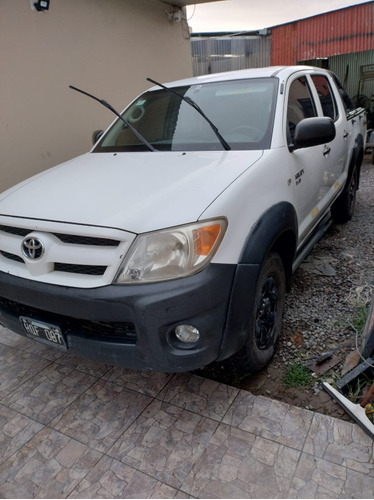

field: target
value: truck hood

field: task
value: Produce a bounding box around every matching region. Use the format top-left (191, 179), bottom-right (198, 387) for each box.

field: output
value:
top-left (0, 151), bottom-right (262, 233)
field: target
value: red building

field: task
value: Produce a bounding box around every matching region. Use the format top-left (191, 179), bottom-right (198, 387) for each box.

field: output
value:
top-left (271, 1), bottom-right (374, 65)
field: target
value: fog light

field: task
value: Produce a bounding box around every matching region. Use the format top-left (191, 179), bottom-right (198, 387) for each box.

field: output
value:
top-left (175, 325), bottom-right (200, 344)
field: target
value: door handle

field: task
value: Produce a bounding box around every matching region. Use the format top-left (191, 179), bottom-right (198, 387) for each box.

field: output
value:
top-left (323, 146), bottom-right (331, 156)
top-left (343, 130), bottom-right (349, 139)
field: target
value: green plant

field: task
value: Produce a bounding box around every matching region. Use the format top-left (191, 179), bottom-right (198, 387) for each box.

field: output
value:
top-left (350, 304), bottom-right (369, 332)
top-left (335, 304), bottom-right (368, 334)
top-left (282, 362), bottom-right (313, 388)
top-left (346, 373), bottom-right (373, 404)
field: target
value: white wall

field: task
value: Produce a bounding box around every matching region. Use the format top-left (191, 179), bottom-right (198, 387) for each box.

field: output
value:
top-left (0, 0), bottom-right (192, 189)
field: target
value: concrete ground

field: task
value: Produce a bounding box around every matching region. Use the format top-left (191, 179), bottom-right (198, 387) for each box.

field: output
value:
top-left (0, 326), bottom-right (373, 498)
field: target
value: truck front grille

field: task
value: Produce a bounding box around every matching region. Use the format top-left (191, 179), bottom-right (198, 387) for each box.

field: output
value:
top-left (0, 251), bottom-right (24, 263)
top-left (0, 221), bottom-right (134, 288)
top-left (0, 225), bottom-right (120, 247)
top-left (54, 263), bottom-right (107, 276)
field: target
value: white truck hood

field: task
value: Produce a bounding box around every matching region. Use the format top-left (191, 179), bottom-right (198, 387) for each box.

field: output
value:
top-left (0, 151), bottom-right (262, 233)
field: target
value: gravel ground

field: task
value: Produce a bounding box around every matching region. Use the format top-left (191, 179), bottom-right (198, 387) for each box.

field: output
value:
top-left (278, 154), bottom-right (374, 370)
top-left (200, 154), bottom-right (374, 420)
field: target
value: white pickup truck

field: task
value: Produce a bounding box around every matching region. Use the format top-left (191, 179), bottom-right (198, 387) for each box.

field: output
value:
top-left (0, 66), bottom-right (366, 373)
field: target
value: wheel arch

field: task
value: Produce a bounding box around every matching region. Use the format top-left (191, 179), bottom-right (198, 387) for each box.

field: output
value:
top-left (347, 133), bottom-right (364, 190)
top-left (239, 201), bottom-right (298, 290)
top-left (218, 202), bottom-right (298, 361)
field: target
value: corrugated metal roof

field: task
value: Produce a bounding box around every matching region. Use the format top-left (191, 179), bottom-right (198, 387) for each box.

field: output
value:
top-left (271, 1), bottom-right (374, 65)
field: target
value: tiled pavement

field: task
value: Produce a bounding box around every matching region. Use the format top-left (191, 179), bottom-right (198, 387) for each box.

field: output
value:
top-left (0, 326), bottom-right (373, 499)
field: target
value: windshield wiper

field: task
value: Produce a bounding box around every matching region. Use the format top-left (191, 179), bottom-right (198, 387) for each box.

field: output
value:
top-left (69, 85), bottom-right (157, 152)
top-left (146, 77), bottom-right (231, 151)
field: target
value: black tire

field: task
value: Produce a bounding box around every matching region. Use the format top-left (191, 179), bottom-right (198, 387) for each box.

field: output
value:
top-left (232, 252), bottom-right (286, 373)
top-left (331, 169), bottom-right (357, 223)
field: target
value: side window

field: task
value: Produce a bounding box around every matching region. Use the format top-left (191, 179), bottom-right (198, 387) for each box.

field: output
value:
top-left (311, 75), bottom-right (338, 120)
top-left (331, 74), bottom-right (355, 114)
top-left (287, 76), bottom-right (317, 143)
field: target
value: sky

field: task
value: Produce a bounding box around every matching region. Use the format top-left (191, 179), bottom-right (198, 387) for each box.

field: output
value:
top-left (186, 0), bottom-right (370, 32)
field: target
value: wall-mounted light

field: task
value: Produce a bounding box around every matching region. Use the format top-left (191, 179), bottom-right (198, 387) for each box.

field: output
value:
top-left (173, 9), bottom-right (183, 22)
top-left (32, 0), bottom-right (50, 12)
top-left (165, 7), bottom-right (184, 23)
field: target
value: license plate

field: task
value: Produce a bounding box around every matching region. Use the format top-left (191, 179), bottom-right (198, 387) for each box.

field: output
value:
top-left (20, 316), bottom-right (67, 351)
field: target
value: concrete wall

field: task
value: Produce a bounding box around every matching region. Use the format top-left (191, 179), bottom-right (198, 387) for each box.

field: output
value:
top-left (1, 0), bottom-right (192, 190)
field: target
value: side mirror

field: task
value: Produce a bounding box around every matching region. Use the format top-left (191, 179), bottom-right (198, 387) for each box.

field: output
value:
top-left (92, 130), bottom-right (104, 145)
top-left (290, 117), bottom-right (336, 151)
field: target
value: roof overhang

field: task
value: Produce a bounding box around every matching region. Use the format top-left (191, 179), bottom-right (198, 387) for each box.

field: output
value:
top-left (159, 0), bottom-right (225, 6)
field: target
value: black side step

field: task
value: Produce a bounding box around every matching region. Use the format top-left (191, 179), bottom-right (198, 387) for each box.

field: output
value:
top-left (292, 212), bottom-right (332, 273)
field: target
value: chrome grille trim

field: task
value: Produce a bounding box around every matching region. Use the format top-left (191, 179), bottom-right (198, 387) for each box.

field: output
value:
top-left (0, 225), bottom-right (120, 247)
top-left (0, 218), bottom-right (135, 288)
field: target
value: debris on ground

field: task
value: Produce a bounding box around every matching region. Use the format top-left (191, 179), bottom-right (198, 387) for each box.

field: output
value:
top-left (322, 291), bottom-right (374, 437)
top-left (323, 381), bottom-right (374, 438)
top-left (307, 353), bottom-right (340, 375)
top-left (200, 156), bottom-right (374, 422)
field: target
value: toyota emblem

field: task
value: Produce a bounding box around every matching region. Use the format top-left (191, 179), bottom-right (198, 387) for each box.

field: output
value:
top-left (22, 236), bottom-right (45, 260)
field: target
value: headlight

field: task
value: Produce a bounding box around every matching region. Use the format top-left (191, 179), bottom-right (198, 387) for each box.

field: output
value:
top-left (114, 219), bottom-right (227, 284)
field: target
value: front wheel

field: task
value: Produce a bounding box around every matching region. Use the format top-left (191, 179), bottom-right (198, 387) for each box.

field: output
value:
top-left (232, 252), bottom-right (286, 373)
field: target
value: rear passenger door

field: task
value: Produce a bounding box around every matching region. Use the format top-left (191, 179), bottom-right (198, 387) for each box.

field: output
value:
top-left (309, 73), bottom-right (350, 200)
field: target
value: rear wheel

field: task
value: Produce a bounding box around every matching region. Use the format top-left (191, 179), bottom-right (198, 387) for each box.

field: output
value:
top-left (233, 252), bottom-right (286, 373)
top-left (331, 169), bottom-right (357, 223)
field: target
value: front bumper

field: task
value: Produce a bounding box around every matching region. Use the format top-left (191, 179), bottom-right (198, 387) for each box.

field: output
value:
top-left (0, 264), bottom-right (236, 372)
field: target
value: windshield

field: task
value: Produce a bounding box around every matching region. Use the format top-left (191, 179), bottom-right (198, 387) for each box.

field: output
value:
top-left (93, 78), bottom-right (278, 152)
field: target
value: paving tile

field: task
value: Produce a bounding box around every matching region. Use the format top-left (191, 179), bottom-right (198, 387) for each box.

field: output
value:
top-left (1, 324), bottom-right (373, 499)
top-left (343, 467), bottom-right (374, 498)
top-left (288, 452), bottom-right (346, 498)
top-left (68, 455), bottom-right (180, 499)
top-left (181, 422), bottom-right (300, 498)
top-left (20, 340), bottom-right (64, 362)
top-left (157, 374), bottom-right (239, 421)
top-left (0, 345), bottom-right (50, 400)
top-left (55, 352), bottom-right (112, 378)
top-left (288, 451), bottom-right (374, 499)
top-left (0, 327), bottom-right (31, 349)
top-left (3, 362), bottom-right (97, 425)
top-left (223, 389), bottom-right (313, 450)
top-left (108, 399), bottom-right (219, 489)
top-left (51, 379), bottom-right (152, 453)
top-left (0, 326), bottom-right (63, 361)
top-left (0, 427), bottom-right (102, 498)
top-left (304, 412), bottom-right (374, 476)
top-left (103, 367), bottom-right (174, 397)
top-left (174, 492), bottom-right (192, 499)
top-left (0, 325), bottom-right (64, 362)
top-left (0, 404), bottom-right (44, 466)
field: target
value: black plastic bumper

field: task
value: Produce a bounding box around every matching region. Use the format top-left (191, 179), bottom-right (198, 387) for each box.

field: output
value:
top-left (0, 265), bottom-right (237, 372)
